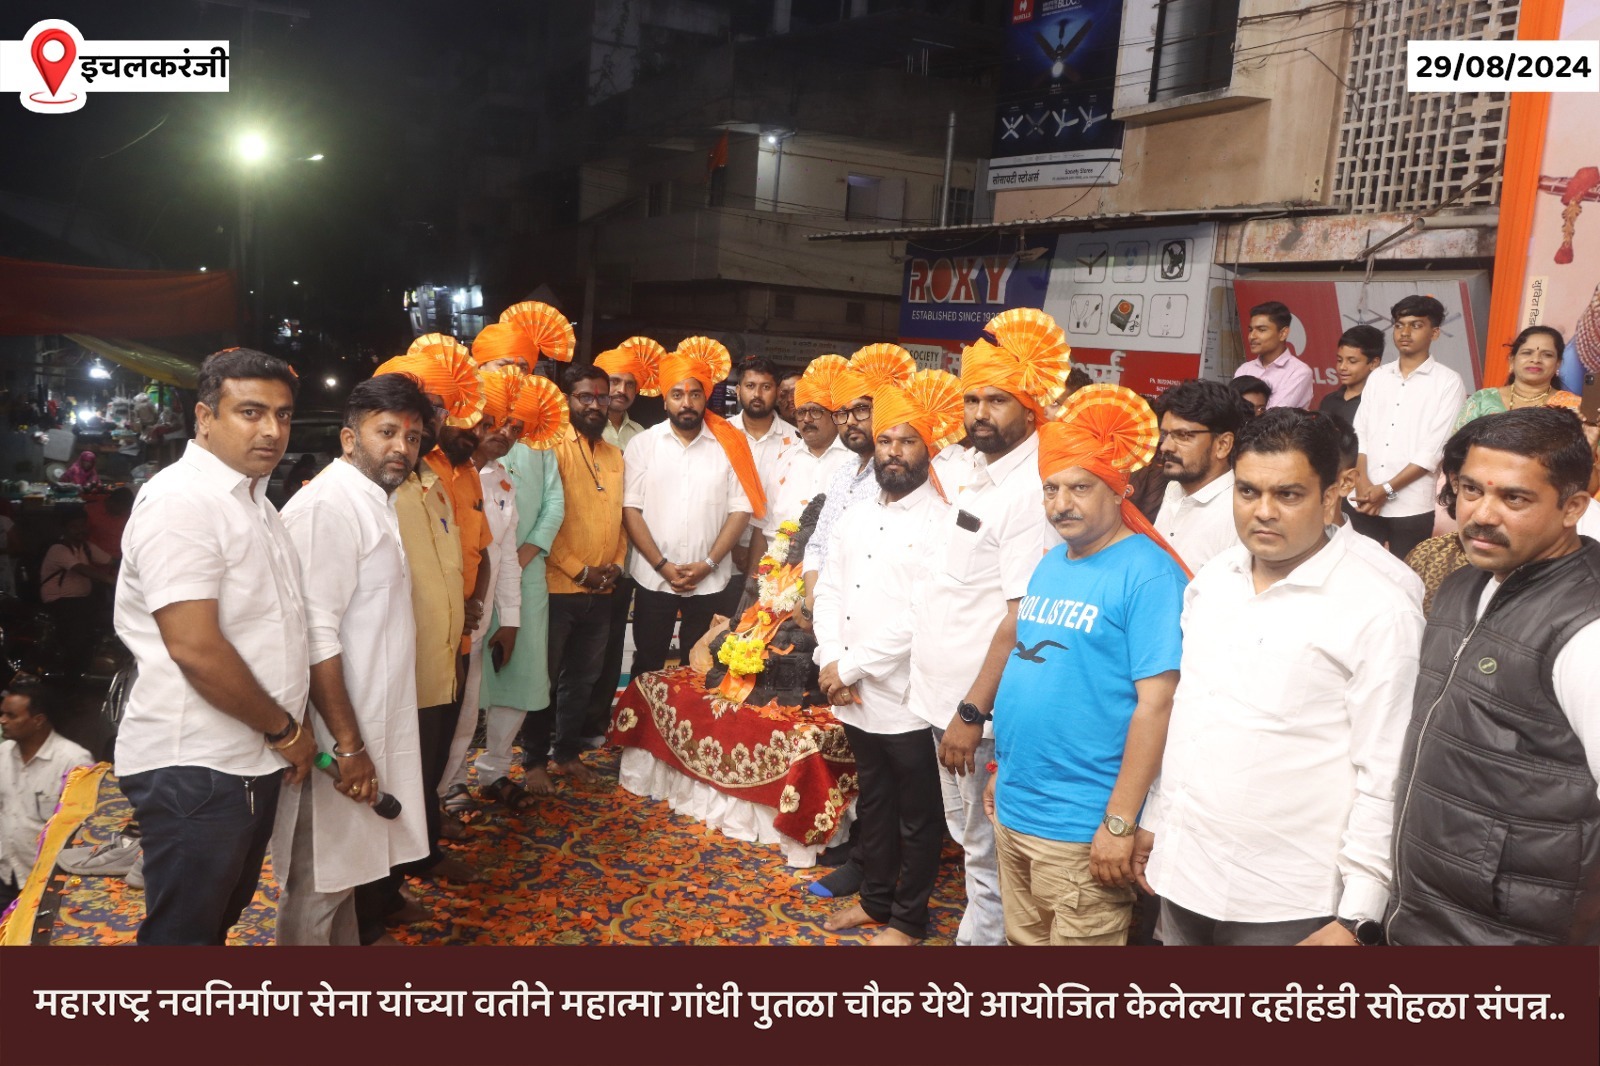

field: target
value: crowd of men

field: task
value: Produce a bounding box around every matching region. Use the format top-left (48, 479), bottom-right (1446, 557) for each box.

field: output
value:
top-left (5, 289), bottom-right (1598, 951)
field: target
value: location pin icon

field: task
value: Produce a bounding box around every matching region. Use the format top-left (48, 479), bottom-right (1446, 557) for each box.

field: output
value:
top-left (31, 29), bottom-right (76, 98)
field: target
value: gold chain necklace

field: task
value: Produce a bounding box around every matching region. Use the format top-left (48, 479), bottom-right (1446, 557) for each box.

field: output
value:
top-left (1508, 382), bottom-right (1553, 408)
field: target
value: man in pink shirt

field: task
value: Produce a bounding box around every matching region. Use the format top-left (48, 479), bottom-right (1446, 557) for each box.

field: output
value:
top-left (1234, 301), bottom-right (1313, 410)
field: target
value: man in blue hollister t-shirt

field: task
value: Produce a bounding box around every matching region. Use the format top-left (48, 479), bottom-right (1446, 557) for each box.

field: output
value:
top-left (983, 386), bottom-right (1188, 946)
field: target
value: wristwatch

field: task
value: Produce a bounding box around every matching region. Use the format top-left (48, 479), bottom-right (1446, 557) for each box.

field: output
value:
top-left (1382, 481), bottom-right (1398, 501)
top-left (1335, 917), bottom-right (1385, 946)
top-left (956, 700), bottom-right (991, 726)
top-left (1102, 813), bottom-right (1136, 837)
top-left (702, 556), bottom-right (717, 569)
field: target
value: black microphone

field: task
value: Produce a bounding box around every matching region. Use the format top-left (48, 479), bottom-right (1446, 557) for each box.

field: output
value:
top-left (314, 752), bottom-right (402, 820)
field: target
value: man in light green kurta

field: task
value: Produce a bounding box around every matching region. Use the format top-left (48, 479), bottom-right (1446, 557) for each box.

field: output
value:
top-left (476, 441), bottom-right (565, 803)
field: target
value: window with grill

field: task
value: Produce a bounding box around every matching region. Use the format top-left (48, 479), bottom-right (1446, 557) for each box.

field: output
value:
top-left (1148, 0), bottom-right (1242, 102)
top-left (1333, 0), bottom-right (1518, 213)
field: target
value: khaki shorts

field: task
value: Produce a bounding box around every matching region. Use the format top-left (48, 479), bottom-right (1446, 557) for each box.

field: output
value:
top-left (995, 821), bottom-right (1135, 946)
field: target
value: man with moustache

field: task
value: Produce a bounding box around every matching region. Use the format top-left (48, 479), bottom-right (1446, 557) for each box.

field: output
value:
top-left (587, 339), bottom-right (663, 736)
top-left (1351, 295), bottom-right (1466, 560)
top-left (1152, 379), bottom-right (1251, 573)
top-left (1233, 301), bottom-right (1313, 410)
top-left (799, 349), bottom-right (916, 621)
top-left (524, 365), bottom-right (628, 791)
top-left (1387, 408), bottom-right (1600, 945)
top-left (478, 373), bottom-right (571, 799)
top-left (623, 338), bottom-right (764, 675)
top-left (1140, 409), bottom-right (1423, 946)
top-left (114, 348), bottom-right (316, 945)
top-left (275, 373), bottom-right (434, 945)
top-left (910, 313), bottom-right (1071, 947)
top-left (983, 385), bottom-right (1189, 945)
top-left (726, 356), bottom-right (797, 616)
top-left (760, 357), bottom-right (851, 538)
top-left (777, 371), bottom-right (802, 426)
top-left (813, 378), bottom-right (958, 945)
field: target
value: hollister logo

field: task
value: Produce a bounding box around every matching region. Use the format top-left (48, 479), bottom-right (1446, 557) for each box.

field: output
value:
top-left (906, 255), bottom-right (1018, 306)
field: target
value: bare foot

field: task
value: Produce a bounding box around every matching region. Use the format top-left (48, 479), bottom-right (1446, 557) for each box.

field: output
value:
top-left (822, 902), bottom-right (877, 932)
top-left (867, 927), bottom-right (919, 946)
top-left (549, 758), bottom-right (599, 787)
top-left (522, 766), bottom-right (557, 794)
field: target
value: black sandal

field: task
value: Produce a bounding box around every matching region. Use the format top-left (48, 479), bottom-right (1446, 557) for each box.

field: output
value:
top-left (440, 783), bottom-right (474, 814)
top-left (481, 776), bottom-right (538, 811)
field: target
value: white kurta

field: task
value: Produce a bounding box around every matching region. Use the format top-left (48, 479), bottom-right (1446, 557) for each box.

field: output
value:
top-left (274, 458), bottom-right (428, 894)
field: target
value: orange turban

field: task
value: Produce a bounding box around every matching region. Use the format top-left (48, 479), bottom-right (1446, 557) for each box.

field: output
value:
top-left (871, 369), bottom-right (964, 500)
top-left (1038, 384), bottom-right (1190, 578)
top-left (478, 366), bottom-right (526, 423)
top-left (960, 308), bottom-right (1073, 420)
top-left (472, 301), bottom-right (574, 366)
top-left (834, 343), bottom-right (916, 407)
top-left (594, 336), bottom-right (665, 397)
top-left (509, 374), bottom-right (570, 449)
top-left (659, 336), bottom-right (766, 519)
top-left (794, 354), bottom-right (849, 410)
top-left (376, 335), bottom-right (484, 427)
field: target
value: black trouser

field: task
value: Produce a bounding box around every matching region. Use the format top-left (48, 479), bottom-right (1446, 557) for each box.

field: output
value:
top-left (119, 766), bottom-right (282, 945)
top-left (629, 585), bottom-right (727, 677)
top-left (840, 723), bottom-right (943, 939)
top-left (584, 577), bottom-right (635, 735)
top-left (1349, 510), bottom-right (1434, 561)
top-left (404, 702), bottom-right (460, 871)
top-left (359, 701), bottom-right (461, 940)
top-left (525, 591), bottom-right (613, 766)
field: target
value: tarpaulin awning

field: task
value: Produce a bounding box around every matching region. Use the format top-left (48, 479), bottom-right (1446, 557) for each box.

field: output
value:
top-left (66, 334), bottom-right (201, 389)
top-left (0, 256), bottom-right (235, 337)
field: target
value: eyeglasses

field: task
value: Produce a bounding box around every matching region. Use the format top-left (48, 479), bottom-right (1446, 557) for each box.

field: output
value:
top-left (793, 406), bottom-right (828, 423)
top-left (1157, 428), bottom-right (1214, 446)
top-left (570, 393), bottom-right (608, 407)
top-left (830, 403), bottom-right (873, 425)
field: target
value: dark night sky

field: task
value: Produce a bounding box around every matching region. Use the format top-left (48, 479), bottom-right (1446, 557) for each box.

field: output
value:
top-left (1, 1), bottom-right (522, 356)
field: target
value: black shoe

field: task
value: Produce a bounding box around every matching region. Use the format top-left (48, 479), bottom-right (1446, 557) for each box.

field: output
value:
top-left (807, 861), bottom-right (864, 899)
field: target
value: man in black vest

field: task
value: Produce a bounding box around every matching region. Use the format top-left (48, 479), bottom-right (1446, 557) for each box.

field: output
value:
top-left (1387, 407), bottom-right (1600, 945)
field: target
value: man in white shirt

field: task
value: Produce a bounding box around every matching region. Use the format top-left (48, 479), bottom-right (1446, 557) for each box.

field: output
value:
top-left (1152, 379), bottom-right (1249, 573)
top-left (623, 340), bottom-right (762, 676)
top-left (813, 385), bottom-right (953, 944)
top-left (275, 374), bottom-right (432, 945)
top-left (1351, 295), bottom-right (1467, 560)
top-left (1140, 409), bottom-right (1424, 945)
top-left (760, 368), bottom-right (850, 536)
top-left (114, 349), bottom-right (317, 945)
top-left (0, 682), bottom-right (92, 909)
top-left (1233, 300), bottom-right (1313, 410)
top-left (798, 366), bottom-right (884, 607)
top-left (725, 356), bottom-right (797, 616)
top-left (912, 325), bottom-right (1066, 946)
top-left (1387, 408), bottom-right (1600, 945)
top-left (438, 371), bottom-right (526, 804)
top-left (1326, 415), bottom-right (1428, 599)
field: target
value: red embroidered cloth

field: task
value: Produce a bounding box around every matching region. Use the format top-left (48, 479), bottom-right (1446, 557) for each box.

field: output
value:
top-left (608, 668), bottom-right (857, 847)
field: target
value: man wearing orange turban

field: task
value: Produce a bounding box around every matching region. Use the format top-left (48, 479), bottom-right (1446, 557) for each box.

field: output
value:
top-left (621, 338), bottom-right (760, 678)
top-left (982, 383), bottom-right (1189, 947)
top-left (904, 312), bottom-right (1072, 947)
top-left (811, 388), bottom-right (952, 945)
top-left (759, 358), bottom-right (850, 540)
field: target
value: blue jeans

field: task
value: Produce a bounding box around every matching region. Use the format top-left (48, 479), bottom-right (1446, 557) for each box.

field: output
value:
top-left (119, 765), bottom-right (281, 945)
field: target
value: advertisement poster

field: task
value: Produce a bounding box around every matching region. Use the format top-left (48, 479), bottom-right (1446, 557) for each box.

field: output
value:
top-left (988, 0), bottom-right (1124, 191)
top-left (1042, 224), bottom-right (1218, 396)
top-left (1488, 0), bottom-right (1600, 389)
top-left (897, 235), bottom-right (1051, 369)
top-left (1232, 276), bottom-right (1489, 406)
